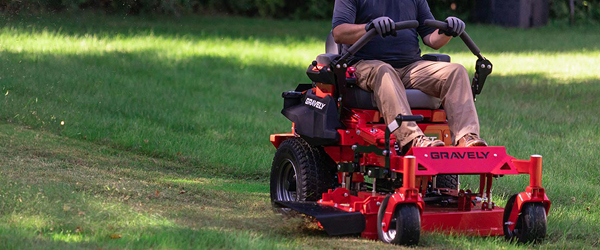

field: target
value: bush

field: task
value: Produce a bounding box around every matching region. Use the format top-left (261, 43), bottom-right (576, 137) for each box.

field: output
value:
top-left (550, 0), bottom-right (600, 22)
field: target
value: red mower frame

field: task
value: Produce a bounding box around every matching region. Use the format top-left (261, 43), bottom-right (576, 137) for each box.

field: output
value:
top-left (269, 20), bottom-right (550, 246)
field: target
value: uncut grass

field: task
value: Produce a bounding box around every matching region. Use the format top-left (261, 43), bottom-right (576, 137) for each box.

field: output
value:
top-left (1, 13), bottom-right (599, 248)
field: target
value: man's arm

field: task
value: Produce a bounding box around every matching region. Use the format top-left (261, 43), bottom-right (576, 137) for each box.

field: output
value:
top-left (332, 23), bottom-right (367, 45)
top-left (423, 17), bottom-right (466, 50)
top-left (423, 31), bottom-right (452, 50)
top-left (333, 16), bottom-right (396, 45)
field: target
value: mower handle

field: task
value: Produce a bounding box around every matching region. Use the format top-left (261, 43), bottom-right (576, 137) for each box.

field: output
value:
top-left (423, 19), bottom-right (484, 60)
top-left (336, 20), bottom-right (420, 64)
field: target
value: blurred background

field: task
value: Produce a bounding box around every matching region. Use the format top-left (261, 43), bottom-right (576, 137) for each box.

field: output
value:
top-left (0, 0), bottom-right (598, 24)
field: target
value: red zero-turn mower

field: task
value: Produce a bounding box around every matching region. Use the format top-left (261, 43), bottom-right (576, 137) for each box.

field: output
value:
top-left (269, 20), bottom-right (551, 245)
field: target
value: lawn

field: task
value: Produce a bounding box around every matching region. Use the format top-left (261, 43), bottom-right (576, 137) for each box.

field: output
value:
top-left (1, 13), bottom-right (599, 249)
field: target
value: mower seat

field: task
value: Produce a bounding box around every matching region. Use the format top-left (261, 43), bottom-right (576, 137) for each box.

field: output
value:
top-left (326, 32), bottom-right (443, 110)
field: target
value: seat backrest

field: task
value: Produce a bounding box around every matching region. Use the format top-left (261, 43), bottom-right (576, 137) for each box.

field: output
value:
top-left (326, 32), bottom-right (342, 55)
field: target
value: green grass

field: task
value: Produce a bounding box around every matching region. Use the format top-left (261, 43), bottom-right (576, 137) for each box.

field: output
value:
top-left (1, 13), bottom-right (600, 249)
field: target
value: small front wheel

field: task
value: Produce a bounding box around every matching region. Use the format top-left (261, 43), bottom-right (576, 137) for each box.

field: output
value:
top-left (377, 195), bottom-right (421, 245)
top-left (503, 195), bottom-right (547, 244)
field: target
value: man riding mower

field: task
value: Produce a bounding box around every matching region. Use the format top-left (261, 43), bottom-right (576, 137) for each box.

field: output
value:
top-left (268, 6), bottom-right (550, 246)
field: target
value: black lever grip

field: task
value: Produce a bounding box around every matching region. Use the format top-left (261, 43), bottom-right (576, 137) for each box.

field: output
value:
top-left (387, 114), bottom-right (424, 133)
top-left (395, 115), bottom-right (424, 122)
top-left (423, 19), bottom-right (483, 60)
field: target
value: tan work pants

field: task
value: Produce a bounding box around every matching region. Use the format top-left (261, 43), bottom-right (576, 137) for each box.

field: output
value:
top-left (353, 59), bottom-right (479, 146)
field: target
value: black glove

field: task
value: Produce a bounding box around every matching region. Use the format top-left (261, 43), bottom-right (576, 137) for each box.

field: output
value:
top-left (365, 16), bottom-right (396, 37)
top-left (439, 16), bottom-right (465, 37)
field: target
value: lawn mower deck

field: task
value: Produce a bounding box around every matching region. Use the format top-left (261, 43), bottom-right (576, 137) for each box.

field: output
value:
top-left (272, 120), bottom-right (550, 242)
top-left (269, 20), bottom-right (550, 245)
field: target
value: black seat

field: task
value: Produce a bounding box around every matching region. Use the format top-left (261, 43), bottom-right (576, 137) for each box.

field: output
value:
top-left (326, 32), bottom-right (443, 110)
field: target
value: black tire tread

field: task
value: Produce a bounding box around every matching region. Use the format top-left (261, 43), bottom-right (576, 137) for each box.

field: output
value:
top-left (518, 203), bottom-right (547, 243)
top-left (394, 205), bottom-right (421, 245)
top-left (503, 194), bottom-right (547, 244)
top-left (270, 137), bottom-right (336, 203)
top-left (436, 174), bottom-right (458, 189)
top-left (377, 195), bottom-right (421, 246)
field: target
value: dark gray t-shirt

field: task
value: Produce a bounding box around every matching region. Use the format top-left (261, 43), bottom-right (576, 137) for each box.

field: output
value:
top-left (332, 0), bottom-right (436, 68)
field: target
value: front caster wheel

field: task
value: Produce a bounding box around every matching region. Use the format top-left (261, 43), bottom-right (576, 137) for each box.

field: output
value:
top-left (377, 195), bottom-right (420, 245)
top-left (503, 194), bottom-right (547, 243)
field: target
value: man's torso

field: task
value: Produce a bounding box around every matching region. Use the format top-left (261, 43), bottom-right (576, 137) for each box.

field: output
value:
top-left (332, 0), bottom-right (436, 68)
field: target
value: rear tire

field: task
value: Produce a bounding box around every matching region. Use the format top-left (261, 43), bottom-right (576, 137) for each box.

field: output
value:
top-left (270, 137), bottom-right (336, 209)
top-left (503, 195), bottom-right (547, 244)
top-left (436, 174), bottom-right (458, 189)
top-left (377, 195), bottom-right (421, 246)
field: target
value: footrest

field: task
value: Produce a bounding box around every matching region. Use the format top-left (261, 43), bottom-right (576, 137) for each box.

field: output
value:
top-left (275, 201), bottom-right (365, 235)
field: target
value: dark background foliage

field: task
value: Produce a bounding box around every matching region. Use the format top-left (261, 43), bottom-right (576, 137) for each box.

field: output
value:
top-left (0, 0), bottom-right (598, 22)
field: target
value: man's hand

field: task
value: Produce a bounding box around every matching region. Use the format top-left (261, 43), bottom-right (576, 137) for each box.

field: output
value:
top-left (365, 17), bottom-right (396, 37)
top-left (440, 16), bottom-right (465, 37)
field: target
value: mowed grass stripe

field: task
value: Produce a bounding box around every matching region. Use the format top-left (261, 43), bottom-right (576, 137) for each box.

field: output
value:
top-left (0, 124), bottom-right (296, 249)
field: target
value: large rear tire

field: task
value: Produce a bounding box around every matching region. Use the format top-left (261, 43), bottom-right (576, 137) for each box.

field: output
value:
top-left (503, 194), bottom-right (547, 243)
top-left (436, 174), bottom-right (458, 189)
top-left (270, 138), bottom-right (336, 208)
top-left (377, 195), bottom-right (421, 246)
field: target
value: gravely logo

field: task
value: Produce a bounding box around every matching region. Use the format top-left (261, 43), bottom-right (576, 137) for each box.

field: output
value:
top-left (305, 97), bottom-right (326, 110)
top-left (431, 151), bottom-right (490, 160)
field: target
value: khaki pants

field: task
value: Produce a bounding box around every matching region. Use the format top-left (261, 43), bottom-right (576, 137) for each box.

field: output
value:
top-left (353, 59), bottom-right (479, 147)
